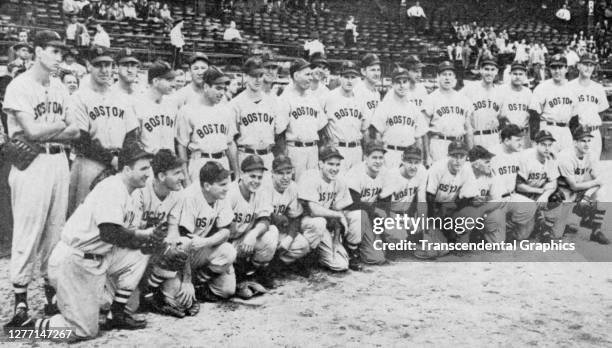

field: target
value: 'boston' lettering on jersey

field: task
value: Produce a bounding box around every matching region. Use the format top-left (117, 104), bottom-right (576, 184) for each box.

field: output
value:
top-left (89, 105), bottom-right (126, 120)
top-left (143, 115), bottom-right (174, 132)
top-left (574, 167), bottom-right (589, 175)
top-left (319, 191), bottom-right (338, 203)
top-left (196, 123), bottom-right (228, 138)
top-left (241, 112), bottom-right (274, 126)
top-left (497, 165), bottom-right (519, 175)
top-left (386, 115), bottom-right (416, 127)
top-left (360, 187), bottom-right (381, 199)
top-left (547, 97), bottom-right (572, 108)
top-left (527, 172), bottom-right (547, 181)
top-left (435, 106), bottom-right (466, 117)
top-left (366, 100), bottom-right (378, 110)
top-left (409, 98), bottom-right (423, 107)
top-left (333, 108), bottom-right (363, 120)
top-left (577, 94), bottom-right (599, 104)
top-left (437, 184), bottom-right (458, 193)
top-left (274, 204), bottom-right (287, 215)
top-left (473, 100), bottom-right (500, 112)
top-left (506, 103), bottom-right (528, 112)
top-left (141, 210), bottom-right (167, 223)
top-left (393, 187), bottom-right (417, 201)
top-left (34, 101), bottom-right (63, 120)
top-left (479, 189), bottom-right (489, 197)
top-left (290, 106), bottom-right (318, 119)
top-left (195, 216), bottom-right (216, 228)
top-left (234, 212), bottom-right (253, 224)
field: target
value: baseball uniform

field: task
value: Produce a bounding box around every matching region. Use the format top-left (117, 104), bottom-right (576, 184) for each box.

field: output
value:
top-left (382, 82), bottom-right (429, 110)
top-left (529, 79), bottom-right (578, 153)
top-left (311, 83), bottom-right (330, 109)
top-left (276, 87), bottom-right (327, 180)
top-left (353, 80), bottom-right (380, 123)
top-left (270, 181), bottom-right (309, 264)
top-left (568, 78), bottom-right (609, 159)
top-left (132, 94), bottom-right (178, 154)
top-left (168, 83), bottom-right (201, 111)
top-left (499, 84), bottom-right (533, 147)
top-left (462, 82), bottom-right (503, 148)
top-left (298, 169), bottom-right (353, 271)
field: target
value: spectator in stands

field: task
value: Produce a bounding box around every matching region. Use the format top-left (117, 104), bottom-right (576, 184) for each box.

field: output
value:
top-left (97, 3), bottom-right (109, 19)
top-left (109, 2), bottom-right (125, 21)
top-left (148, 1), bottom-right (162, 22)
top-left (7, 63), bottom-right (26, 79)
top-left (319, 1), bottom-right (330, 14)
top-left (84, 0), bottom-right (100, 20)
top-left (173, 69), bottom-right (186, 90)
top-left (400, 0), bottom-right (407, 21)
top-left (529, 43), bottom-right (546, 82)
top-left (160, 3), bottom-right (173, 24)
top-left (63, 0), bottom-right (90, 16)
top-left (6, 31), bottom-right (30, 62)
top-left (18, 10), bottom-right (37, 28)
top-left (93, 24), bottom-right (111, 48)
top-left (223, 21), bottom-right (243, 41)
top-left (304, 32), bottom-right (325, 58)
top-left (406, 1), bottom-right (426, 33)
top-left (556, 4), bottom-right (571, 24)
top-left (61, 71), bottom-right (80, 95)
top-left (65, 14), bottom-right (82, 46)
top-left (136, 0), bottom-right (150, 20)
top-left (124, 0), bottom-right (139, 20)
top-left (344, 16), bottom-right (358, 47)
top-left (565, 45), bottom-right (580, 67)
top-left (170, 18), bottom-right (185, 68)
top-left (447, 42), bottom-right (456, 61)
top-left (9, 42), bottom-right (33, 70)
top-left (461, 40), bottom-right (471, 70)
top-left (60, 49), bottom-right (87, 79)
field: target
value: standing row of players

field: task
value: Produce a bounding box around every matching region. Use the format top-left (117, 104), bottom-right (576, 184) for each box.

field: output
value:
top-left (2, 29), bottom-right (610, 341)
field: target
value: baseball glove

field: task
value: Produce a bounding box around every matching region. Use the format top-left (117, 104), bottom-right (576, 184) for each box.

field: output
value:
top-left (573, 193), bottom-right (596, 217)
top-left (1, 133), bottom-right (42, 170)
top-left (325, 217), bottom-right (345, 235)
top-left (140, 221), bottom-right (169, 254)
top-left (235, 281), bottom-right (268, 299)
top-left (547, 188), bottom-right (566, 209)
top-left (156, 244), bottom-right (189, 271)
top-left (90, 167), bottom-right (117, 191)
top-left (270, 213), bottom-right (289, 229)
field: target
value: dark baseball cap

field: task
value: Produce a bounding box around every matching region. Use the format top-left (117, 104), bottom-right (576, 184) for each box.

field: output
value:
top-left (579, 53), bottom-right (598, 65)
top-left (571, 125), bottom-right (594, 140)
top-left (151, 149), bottom-right (185, 175)
top-left (200, 161), bottom-right (230, 185)
top-left (290, 58), bottom-right (311, 77)
top-left (241, 155), bottom-right (268, 172)
top-left (272, 155), bottom-right (293, 172)
top-left (363, 140), bottom-right (386, 155)
top-left (339, 61), bottom-right (360, 77)
top-left (480, 56), bottom-right (498, 68)
top-left (404, 55), bottom-right (425, 70)
top-left (402, 145), bottom-right (422, 160)
top-left (33, 30), bottom-right (66, 49)
top-left (510, 61), bottom-right (527, 71)
top-left (468, 145), bottom-right (495, 161)
top-left (319, 146), bottom-right (344, 161)
top-left (118, 143), bottom-right (153, 169)
top-left (243, 57), bottom-right (265, 75)
top-left (437, 61), bottom-right (456, 74)
top-left (116, 47), bottom-right (140, 65)
top-left (63, 48), bottom-right (79, 60)
top-left (148, 60), bottom-right (176, 82)
top-left (500, 124), bottom-right (523, 140)
top-left (391, 67), bottom-right (410, 81)
top-left (89, 46), bottom-right (114, 64)
top-left (310, 52), bottom-right (329, 68)
top-left (534, 130), bottom-right (556, 143)
top-left (549, 54), bottom-right (567, 67)
top-left (261, 51), bottom-right (278, 68)
top-left (13, 42), bottom-right (33, 52)
top-left (448, 141), bottom-right (469, 155)
top-left (203, 66), bottom-right (230, 85)
top-left (360, 53), bottom-right (381, 68)
top-left (189, 52), bottom-right (209, 65)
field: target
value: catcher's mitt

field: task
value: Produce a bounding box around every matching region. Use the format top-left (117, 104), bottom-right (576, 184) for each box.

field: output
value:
top-left (235, 281), bottom-right (267, 299)
top-left (90, 167), bottom-right (117, 191)
top-left (271, 213), bottom-right (289, 229)
top-left (156, 244), bottom-right (189, 271)
top-left (140, 221), bottom-right (169, 254)
top-left (573, 194), bottom-right (596, 217)
top-left (1, 133), bottom-right (42, 170)
top-left (547, 188), bottom-right (566, 209)
top-left (325, 217), bottom-right (345, 235)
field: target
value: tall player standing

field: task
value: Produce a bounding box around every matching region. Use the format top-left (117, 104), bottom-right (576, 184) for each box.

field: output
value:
top-left (171, 52), bottom-right (210, 110)
top-left (499, 62), bottom-right (532, 147)
top-left (354, 53), bottom-right (382, 140)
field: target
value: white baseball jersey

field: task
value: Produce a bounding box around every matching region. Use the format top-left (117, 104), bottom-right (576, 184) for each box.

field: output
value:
top-left (557, 148), bottom-right (598, 187)
top-left (371, 92), bottom-right (427, 146)
top-left (426, 159), bottom-right (475, 202)
top-left (2, 72), bottom-right (69, 137)
top-left (462, 82), bottom-right (502, 131)
top-left (61, 174), bottom-right (138, 255)
top-left (227, 181), bottom-right (273, 239)
top-left (297, 169), bottom-right (352, 210)
top-left (382, 83), bottom-right (429, 111)
top-left (133, 93), bottom-right (177, 154)
top-left (229, 91), bottom-right (278, 148)
top-left (517, 148), bottom-right (559, 189)
top-left (380, 165), bottom-right (427, 205)
top-left (323, 88), bottom-right (367, 143)
top-left (490, 144), bottom-right (521, 195)
top-left (175, 101), bottom-right (237, 153)
top-left (169, 83), bottom-right (201, 110)
top-left (459, 173), bottom-right (504, 200)
top-left (70, 80), bottom-right (139, 149)
top-left (568, 79), bottom-right (609, 127)
top-left (271, 181), bottom-right (303, 218)
top-left (529, 79), bottom-right (578, 123)
top-left (133, 180), bottom-right (180, 228)
top-left (311, 83), bottom-right (330, 108)
top-left (425, 89), bottom-right (471, 136)
top-left (353, 81), bottom-right (380, 122)
top-left (174, 182), bottom-right (234, 237)
top-left (344, 163), bottom-right (385, 203)
top-left (276, 87), bottom-right (327, 142)
top-left (499, 85), bottom-right (532, 128)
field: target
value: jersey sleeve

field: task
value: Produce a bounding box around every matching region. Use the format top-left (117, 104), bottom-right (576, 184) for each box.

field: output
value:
top-left (546, 159), bottom-right (560, 182)
top-left (216, 198), bottom-right (235, 228)
top-left (68, 92), bottom-right (90, 132)
top-left (2, 78), bottom-right (32, 114)
top-left (93, 181), bottom-right (129, 226)
top-left (488, 175), bottom-right (504, 200)
top-left (286, 183), bottom-right (304, 218)
top-left (415, 109), bottom-right (428, 137)
top-left (254, 187), bottom-right (273, 219)
top-left (529, 85), bottom-right (544, 113)
top-left (426, 163), bottom-right (441, 195)
top-left (517, 152), bottom-right (529, 181)
top-left (332, 180), bottom-right (353, 210)
top-left (124, 102), bottom-right (139, 132)
top-left (343, 166), bottom-right (361, 192)
top-left (274, 96), bottom-right (290, 134)
top-left (316, 103), bottom-right (328, 130)
top-left (598, 85), bottom-right (610, 112)
top-left (297, 171), bottom-right (319, 202)
top-left (175, 108), bottom-right (191, 147)
top-left (176, 194), bottom-right (197, 233)
top-left (370, 101), bottom-right (387, 133)
top-left (557, 155), bottom-right (575, 179)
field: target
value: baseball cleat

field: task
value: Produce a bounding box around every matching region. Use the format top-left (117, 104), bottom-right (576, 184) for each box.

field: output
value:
top-left (107, 310), bottom-right (147, 330)
top-left (143, 296), bottom-right (186, 318)
top-left (44, 302), bottom-right (60, 316)
top-left (4, 303), bottom-right (33, 332)
top-left (590, 230), bottom-right (610, 245)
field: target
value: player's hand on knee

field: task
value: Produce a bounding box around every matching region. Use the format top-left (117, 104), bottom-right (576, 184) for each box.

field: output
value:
top-left (177, 280), bottom-right (195, 308)
top-left (239, 232), bottom-right (257, 257)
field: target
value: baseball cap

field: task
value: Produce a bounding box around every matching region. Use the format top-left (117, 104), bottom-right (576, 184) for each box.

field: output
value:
top-left (241, 155), bottom-right (268, 172)
top-left (391, 67), bottom-right (410, 81)
top-left (571, 125), bottom-right (594, 140)
top-left (437, 61), bottom-right (456, 74)
top-left (404, 55), bottom-right (425, 70)
top-left (310, 52), bottom-right (329, 68)
top-left (290, 58), bottom-right (311, 78)
top-left (549, 54), bottom-right (567, 67)
top-left (151, 149), bottom-right (185, 175)
top-left (118, 142), bottom-right (153, 169)
top-left (202, 66), bottom-right (230, 85)
top-left (148, 60), bottom-right (176, 82)
top-left (579, 53), bottom-right (598, 65)
top-left (272, 155), bottom-right (293, 172)
top-left (33, 30), bottom-right (66, 49)
top-left (199, 161), bottom-right (230, 185)
top-left (243, 57), bottom-right (265, 75)
top-left (480, 56), bottom-right (498, 68)
top-left (189, 52), bottom-right (209, 66)
top-left (339, 61), bottom-right (360, 77)
top-left (12, 42), bottom-right (33, 52)
top-left (261, 51), bottom-right (278, 68)
top-left (510, 61), bottom-right (527, 71)
top-left (448, 141), bottom-right (469, 156)
top-left (363, 140), bottom-right (386, 155)
top-left (500, 124), bottom-right (523, 140)
top-left (62, 48), bottom-right (79, 60)
top-left (116, 47), bottom-right (140, 65)
top-left (534, 130), bottom-right (556, 143)
top-left (360, 53), bottom-right (381, 68)
top-left (402, 145), bottom-right (422, 161)
top-left (88, 46), bottom-right (114, 64)
top-left (468, 145), bottom-right (495, 161)
top-left (319, 146), bottom-right (344, 161)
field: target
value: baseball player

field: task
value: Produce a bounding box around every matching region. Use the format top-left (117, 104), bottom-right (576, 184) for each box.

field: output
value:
top-left (268, 155), bottom-right (310, 273)
top-left (171, 52), bottom-right (210, 110)
top-left (321, 61), bottom-right (368, 172)
top-left (112, 48), bottom-right (140, 96)
top-left (556, 125), bottom-right (609, 244)
top-left (499, 62), bottom-right (532, 148)
top-left (132, 60), bottom-right (177, 154)
top-left (229, 57), bottom-right (279, 174)
top-left (298, 146), bottom-right (353, 272)
top-left (354, 53), bottom-right (382, 131)
top-left (2, 30), bottom-right (79, 323)
top-left (227, 155), bottom-right (278, 291)
top-left (568, 53), bottom-right (610, 160)
top-left (370, 66), bottom-right (428, 169)
top-left (382, 55), bottom-right (428, 109)
top-left (275, 58), bottom-right (327, 180)
top-left (5, 145), bottom-right (160, 340)
top-left (161, 161), bottom-right (237, 308)
top-left (309, 52), bottom-right (331, 108)
top-left (67, 46), bottom-right (140, 216)
top-left (175, 67), bottom-right (238, 184)
top-left (529, 54), bottom-right (578, 153)
top-left (488, 125), bottom-right (536, 242)
top-left (424, 61), bottom-right (473, 164)
top-left (262, 53), bottom-right (280, 97)
top-left (462, 57), bottom-right (503, 148)
top-left (515, 130), bottom-right (562, 242)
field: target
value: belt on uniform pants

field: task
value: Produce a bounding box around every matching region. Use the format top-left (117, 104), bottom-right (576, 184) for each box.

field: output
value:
top-left (40, 144), bottom-right (65, 154)
top-left (386, 144), bottom-right (409, 151)
top-left (546, 121), bottom-right (568, 127)
top-left (198, 151), bottom-right (225, 159)
top-left (239, 146), bottom-right (272, 155)
top-left (473, 129), bottom-right (499, 136)
top-left (337, 141), bottom-right (360, 148)
top-left (60, 240), bottom-right (105, 262)
top-left (430, 133), bottom-right (463, 141)
top-left (502, 191), bottom-right (514, 198)
top-left (287, 141), bottom-right (318, 147)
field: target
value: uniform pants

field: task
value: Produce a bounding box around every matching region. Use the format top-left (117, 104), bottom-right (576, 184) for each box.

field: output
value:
top-left (102, 247), bottom-right (150, 312)
top-left (336, 145), bottom-right (362, 173)
top-left (9, 153), bottom-right (69, 286)
top-left (287, 145), bottom-right (318, 181)
top-left (188, 156), bottom-right (230, 183)
top-left (356, 210), bottom-right (411, 265)
top-left (275, 222), bottom-right (310, 264)
top-left (591, 129), bottom-right (602, 160)
top-left (301, 216), bottom-right (349, 271)
top-left (473, 132), bottom-right (500, 149)
top-left (484, 194), bottom-right (536, 243)
top-left (231, 226), bottom-right (279, 267)
top-left (541, 123), bottom-right (573, 154)
top-left (429, 138), bottom-right (453, 162)
top-left (68, 156), bottom-right (105, 217)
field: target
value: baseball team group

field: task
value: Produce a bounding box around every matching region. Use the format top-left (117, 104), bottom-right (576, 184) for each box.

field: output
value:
top-left (1, 27), bottom-right (610, 342)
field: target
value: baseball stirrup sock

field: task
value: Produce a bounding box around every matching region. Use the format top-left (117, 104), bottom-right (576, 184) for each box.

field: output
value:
top-left (13, 284), bottom-right (27, 307)
top-left (43, 281), bottom-right (56, 305)
top-left (111, 289), bottom-right (133, 312)
top-left (591, 209), bottom-right (605, 230)
top-left (34, 318), bottom-right (51, 331)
